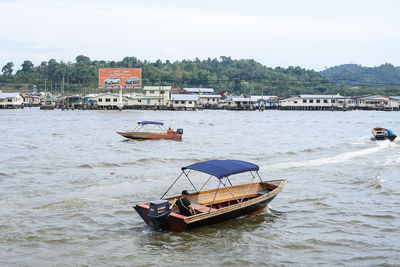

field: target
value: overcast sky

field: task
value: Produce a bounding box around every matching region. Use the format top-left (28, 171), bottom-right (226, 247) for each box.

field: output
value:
top-left (1, 0), bottom-right (399, 71)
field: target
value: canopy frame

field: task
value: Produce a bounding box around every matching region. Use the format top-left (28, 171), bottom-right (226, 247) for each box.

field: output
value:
top-left (133, 121), bottom-right (167, 133)
top-left (160, 160), bottom-right (264, 213)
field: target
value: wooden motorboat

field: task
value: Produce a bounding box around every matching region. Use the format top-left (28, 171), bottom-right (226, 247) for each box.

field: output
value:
top-left (117, 121), bottom-right (182, 140)
top-left (134, 160), bottom-right (285, 232)
top-left (372, 127), bottom-right (396, 141)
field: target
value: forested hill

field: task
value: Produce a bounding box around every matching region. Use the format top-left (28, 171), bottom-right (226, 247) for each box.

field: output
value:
top-left (320, 63), bottom-right (400, 89)
top-left (0, 56), bottom-right (335, 97)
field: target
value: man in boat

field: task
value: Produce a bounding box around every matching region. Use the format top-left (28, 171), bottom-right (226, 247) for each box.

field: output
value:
top-left (167, 127), bottom-right (173, 134)
top-left (173, 190), bottom-right (196, 216)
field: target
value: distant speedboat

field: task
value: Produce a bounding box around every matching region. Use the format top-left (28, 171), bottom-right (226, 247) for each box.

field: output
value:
top-left (117, 121), bottom-right (183, 140)
top-left (134, 160), bottom-right (286, 232)
top-left (371, 127), bottom-right (396, 141)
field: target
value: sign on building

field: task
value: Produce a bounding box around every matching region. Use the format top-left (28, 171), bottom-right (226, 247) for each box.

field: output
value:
top-left (98, 68), bottom-right (142, 88)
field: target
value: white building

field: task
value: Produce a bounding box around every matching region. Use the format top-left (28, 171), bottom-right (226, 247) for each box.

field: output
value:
top-left (279, 94), bottom-right (345, 110)
top-left (88, 93), bottom-right (124, 109)
top-left (354, 95), bottom-right (400, 110)
top-left (142, 86), bottom-right (171, 106)
top-left (170, 94), bottom-right (199, 110)
top-left (198, 94), bottom-right (221, 107)
top-left (0, 92), bottom-right (25, 108)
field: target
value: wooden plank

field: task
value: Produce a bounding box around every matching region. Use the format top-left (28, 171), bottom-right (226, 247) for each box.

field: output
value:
top-left (191, 203), bottom-right (216, 213)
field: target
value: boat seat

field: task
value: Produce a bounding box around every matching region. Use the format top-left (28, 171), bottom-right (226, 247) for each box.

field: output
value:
top-left (257, 189), bottom-right (271, 195)
top-left (191, 203), bottom-right (216, 213)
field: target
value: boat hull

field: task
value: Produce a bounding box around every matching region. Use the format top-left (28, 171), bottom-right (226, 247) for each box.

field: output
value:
top-left (117, 132), bottom-right (182, 140)
top-left (134, 180), bottom-right (285, 232)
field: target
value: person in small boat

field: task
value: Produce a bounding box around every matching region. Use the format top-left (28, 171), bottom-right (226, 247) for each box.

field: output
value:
top-left (387, 129), bottom-right (393, 136)
top-left (173, 190), bottom-right (196, 216)
top-left (167, 127), bottom-right (173, 134)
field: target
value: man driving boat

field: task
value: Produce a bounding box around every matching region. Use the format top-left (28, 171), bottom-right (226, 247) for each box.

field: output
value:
top-left (173, 190), bottom-right (196, 216)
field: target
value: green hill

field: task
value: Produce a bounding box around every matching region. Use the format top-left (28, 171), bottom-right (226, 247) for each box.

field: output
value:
top-left (0, 56), bottom-right (335, 97)
top-left (320, 63), bottom-right (400, 90)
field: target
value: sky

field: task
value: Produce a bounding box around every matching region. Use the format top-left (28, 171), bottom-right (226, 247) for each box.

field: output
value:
top-left (1, 0), bottom-right (399, 71)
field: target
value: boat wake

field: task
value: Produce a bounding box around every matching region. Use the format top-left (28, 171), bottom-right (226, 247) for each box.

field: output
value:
top-left (263, 141), bottom-right (392, 170)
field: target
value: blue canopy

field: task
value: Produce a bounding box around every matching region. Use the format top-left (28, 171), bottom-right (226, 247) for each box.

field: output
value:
top-left (138, 121), bottom-right (164, 126)
top-left (182, 160), bottom-right (259, 179)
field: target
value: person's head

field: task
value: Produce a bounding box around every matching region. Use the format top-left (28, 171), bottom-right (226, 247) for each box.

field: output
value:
top-left (181, 190), bottom-right (189, 198)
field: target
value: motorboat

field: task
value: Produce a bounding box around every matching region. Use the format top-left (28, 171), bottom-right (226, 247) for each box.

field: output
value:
top-left (134, 160), bottom-right (285, 232)
top-left (117, 121), bottom-right (183, 140)
top-left (371, 127), bottom-right (396, 141)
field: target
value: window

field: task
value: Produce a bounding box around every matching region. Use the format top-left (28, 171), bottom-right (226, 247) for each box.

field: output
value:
top-left (105, 98), bottom-right (111, 102)
top-left (303, 99), bottom-right (307, 103)
top-left (332, 100), bottom-right (335, 103)
top-left (138, 99), bottom-right (141, 103)
top-left (181, 101), bottom-right (185, 104)
top-left (212, 98), bottom-right (215, 101)
top-left (150, 90), bottom-right (155, 94)
top-left (158, 100), bottom-right (160, 103)
top-left (207, 98), bottom-right (210, 101)
top-left (7, 99), bottom-right (12, 102)
top-left (294, 101), bottom-right (298, 104)
top-left (175, 101), bottom-right (179, 104)
top-left (189, 101), bottom-right (192, 104)
top-left (98, 98), bottom-right (103, 102)
top-left (113, 98), bottom-right (118, 102)
top-left (309, 99), bottom-right (314, 103)
top-left (324, 100), bottom-right (328, 103)
top-left (316, 99), bottom-right (320, 103)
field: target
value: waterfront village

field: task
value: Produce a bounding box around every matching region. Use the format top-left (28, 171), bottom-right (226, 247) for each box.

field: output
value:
top-left (1, 86), bottom-right (400, 111)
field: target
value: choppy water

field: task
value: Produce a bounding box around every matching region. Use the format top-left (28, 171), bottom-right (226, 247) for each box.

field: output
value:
top-left (1, 108), bottom-right (400, 266)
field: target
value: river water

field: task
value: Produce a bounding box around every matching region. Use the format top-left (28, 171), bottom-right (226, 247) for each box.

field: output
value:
top-left (1, 108), bottom-right (399, 266)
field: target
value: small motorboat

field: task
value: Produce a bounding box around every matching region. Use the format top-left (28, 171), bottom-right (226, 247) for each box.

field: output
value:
top-left (134, 160), bottom-right (285, 232)
top-left (117, 121), bottom-right (183, 140)
top-left (371, 127), bottom-right (396, 141)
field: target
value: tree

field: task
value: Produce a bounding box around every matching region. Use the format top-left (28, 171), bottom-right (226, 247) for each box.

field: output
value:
top-left (2, 62), bottom-right (14, 75)
top-left (21, 60), bottom-right (34, 72)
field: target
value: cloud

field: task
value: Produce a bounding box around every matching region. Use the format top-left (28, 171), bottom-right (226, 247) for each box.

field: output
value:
top-left (1, 0), bottom-right (399, 70)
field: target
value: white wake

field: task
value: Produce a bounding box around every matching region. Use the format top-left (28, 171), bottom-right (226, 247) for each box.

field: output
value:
top-left (263, 141), bottom-right (392, 170)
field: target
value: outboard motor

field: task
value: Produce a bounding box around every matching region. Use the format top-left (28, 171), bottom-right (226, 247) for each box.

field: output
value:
top-left (148, 199), bottom-right (171, 231)
top-left (176, 128), bottom-right (183, 134)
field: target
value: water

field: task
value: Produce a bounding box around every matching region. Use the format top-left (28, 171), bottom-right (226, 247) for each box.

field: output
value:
top-left (1, 108), bottom-right (399, 266)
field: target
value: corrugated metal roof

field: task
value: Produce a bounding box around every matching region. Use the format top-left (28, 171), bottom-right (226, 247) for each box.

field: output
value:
top-left (170, 94), bottom-right (199, 101)
top-left (184, 88), bottom-right (214, 93)
top-left (358, 95), bottom-right (388, 100)
top-left (198, 94), bottom-right (221, 98)
top-left (299, 94), bottom-right (343, 99)
top-left (389, 96), bottom-right (400, 100)
top-left (0, 92), bottom-right (22, 99)
top-left (143, 86), bottom-right (172, 90)
top-left (232, 97), bottom-right (250, 102)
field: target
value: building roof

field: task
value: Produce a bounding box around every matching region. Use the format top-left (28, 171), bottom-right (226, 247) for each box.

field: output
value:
top-left (170, 94), bottom-right (199, 101)
top-left (143, 86), bottom-right (172, 91)
top-left (299, 94), bottom-right (344, 99)
top-left (249, 96), bottom-right (275, 101)
top-left (184, 88), bottom-right (214, 94)
top-left (0, 92), bottom-right (22, 99)
top-left (198, 94), bottom-right (221, 98)
top-left (232, 97), bottom-right (250, 102)
top-left (389, 96), bottom-right (400, 100)
top-left (357, 95), bottom-right (388, 100)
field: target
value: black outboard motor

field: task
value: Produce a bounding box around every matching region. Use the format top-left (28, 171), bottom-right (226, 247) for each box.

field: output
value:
top-left (176, 128), bottom-right (183, 134)
top-left (148, 199), bottom-right (171, 231)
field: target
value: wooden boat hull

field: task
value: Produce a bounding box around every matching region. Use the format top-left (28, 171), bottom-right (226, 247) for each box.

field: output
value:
top-left (134, 180), bottom-right (285, 232)
top-left (117, 131), bottom-right (182, 140)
